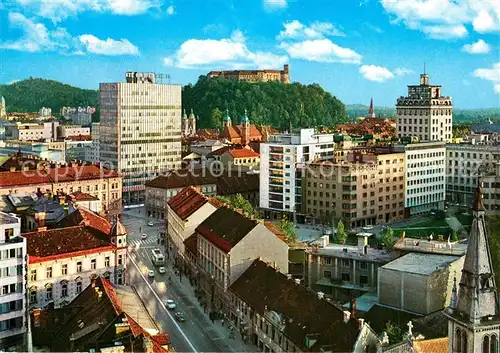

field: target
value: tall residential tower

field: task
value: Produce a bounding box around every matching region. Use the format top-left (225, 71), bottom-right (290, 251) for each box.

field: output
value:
top-left (99, 72), bottom-right (182, 203)
top-left (396, 72), bottom-right (452, 143)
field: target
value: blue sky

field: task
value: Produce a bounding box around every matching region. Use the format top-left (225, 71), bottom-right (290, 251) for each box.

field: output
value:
top-left (0, 0), bottom-right (499, 109)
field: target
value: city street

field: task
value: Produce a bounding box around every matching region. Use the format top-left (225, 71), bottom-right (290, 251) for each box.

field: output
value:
top-left (122, 209), bottom-right (250, 353)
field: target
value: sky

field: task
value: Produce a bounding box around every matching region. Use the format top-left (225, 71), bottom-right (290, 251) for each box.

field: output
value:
top-left (0, 0), bottom-right (499, 109)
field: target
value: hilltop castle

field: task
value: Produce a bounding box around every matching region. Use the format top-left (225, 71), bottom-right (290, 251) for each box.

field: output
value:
top-left (208, 64), bottom-right (290, 84)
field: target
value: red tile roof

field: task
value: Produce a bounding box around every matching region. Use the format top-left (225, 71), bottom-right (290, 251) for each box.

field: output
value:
top-left (168, 187), bottom-right (210, 220)
top-left (23, 225), bottom-right (114, 263)
top-left (413, 337), bottom-right (448, 353)
top-left (228, 148), bottom-right (259, 159)
top-left (221, 126), bottom-right (241, 140)
top-left (234, 125), bottom-right (263, 141)
top-left (230, 260), bottom-right (364, 352)
top-left (71, 191), bottom-right (99, 201)
top-left (0, 171), bottom-right (51, 188)
top-left (58, 207), bottom-right (111, 235)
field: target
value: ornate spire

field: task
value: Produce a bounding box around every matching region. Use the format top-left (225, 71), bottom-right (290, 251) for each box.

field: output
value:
top-left (241, 109), bottom-right (250, 124)
top-left (455, 183), bottom-right (499, 324)
top-left (450, 273), bottom-right (458, 309)
top-left (368, 98), bottom-right (375, 118)
top-left (223, 109), bottom-right (232, 127)
top-left (189, 108), bottom-right (195, 120)
top-left (182, 109), bottom-right (187, 120)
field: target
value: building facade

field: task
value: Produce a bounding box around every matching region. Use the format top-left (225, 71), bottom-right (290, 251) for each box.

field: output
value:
top-left (99, 72), bottom-right (182, 203)
top-left (56, 125), bottom-right (90, 139)
top-left (24, 218), bottom-right (127, 309)
top-left (303, 150), bottom-right (406, 228)
top-left (0, 212), bottom-right (26, 350)
top-left (208, 64), bottom-right (290, 84)
top-left (259, 129), bottom-right (336, 219)
top-left (395, 141), bottom-right (446, 216)
top-left (396, 73), bottom-right (452, 143)
top-left (196, 207), bottom-right (289, 317)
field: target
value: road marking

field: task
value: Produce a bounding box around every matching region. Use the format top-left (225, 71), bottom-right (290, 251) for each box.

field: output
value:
top-left (128, 254), bottom-right (199, 353)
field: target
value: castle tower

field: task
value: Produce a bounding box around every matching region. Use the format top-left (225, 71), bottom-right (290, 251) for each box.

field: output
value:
top-left (368, 97), bottom-right (376, 118)
top-left (0, 96), bottom-right (6, 119)
top-left (444, 183), bottom-right (500, 353)
top-left (223, 109), bottom-right (232, 127)
top-left (110, 217), bottom-right (128, 284)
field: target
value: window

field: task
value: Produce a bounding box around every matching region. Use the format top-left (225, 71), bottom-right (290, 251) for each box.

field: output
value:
top-left (91, 259), bottom-right (96, 270)
top-left (46, 267), bottom-right (52, 279)
top-left (77, 261), bottom-right (82, 272)
top-left (61, 283), bottom-right (68, 297)
top-left (30, 270), bottom-right (37, 282)
top-left (4, 228), bottom-right (13, 242)
top-left (323, 257), bottom-right (331, 265)
top-left (30, 290), bottom-right (37, 303)
top-left (341, 273), bottom-right (350, 282)
top-left (118, 255), bottom-right (123, 265)
top-left (323, 271), bottom-right (332, 278)
top-left (360, 275), bottom-right (368, 285)
top-left (342, 259), bottom-right (350, 267)
top-left (359, 262), bottom-right (368, 270)
top-left (46, 287), bottom-right (52, 300)
top-left (62, 264), bottom-right (68, 275)
top-left (105, 257), bottom-right (110, 267)
top-left (76, 282), bottom-right (82, 293)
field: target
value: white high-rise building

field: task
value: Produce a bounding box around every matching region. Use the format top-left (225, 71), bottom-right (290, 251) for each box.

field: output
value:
top-left (259, 128), bottom-right (335, 219)
top-left (395, 141), bottom-right (446, 216)
top-left (396, 72), bottom-right (452, 143)
top-left (99, 72), bottom-right (182, 203)
top-left (0, 212), bottom-right (26, 351)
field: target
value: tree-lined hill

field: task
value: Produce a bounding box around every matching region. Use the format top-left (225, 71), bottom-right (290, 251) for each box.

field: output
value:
top-left (182, 76), bottom-right (348, 129)
top-left (0, 78), bottom-right (98, 116)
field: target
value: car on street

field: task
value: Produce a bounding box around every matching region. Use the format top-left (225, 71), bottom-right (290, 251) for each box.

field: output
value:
top-left (148, 221), bottom-right (154, 226)
top-left (141, 233), bottom-right (147, 240)
top-left (158, 267), bottom-right (166, 274)
top-left (148, 270), bottom-right (155, 278)
top-left (166, 299), bottom-right (176, 310)
top-left (174, 312), bottom-right (185, 322)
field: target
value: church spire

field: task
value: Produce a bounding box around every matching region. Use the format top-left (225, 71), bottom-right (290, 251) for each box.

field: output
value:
top-left (368, 97), bottom-right (376, 118)
top-left (455, 182), bottom-right (499, 324)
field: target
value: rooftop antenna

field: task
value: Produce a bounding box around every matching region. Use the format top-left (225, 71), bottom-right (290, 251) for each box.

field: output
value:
top-left (424, 62), bottom-right (426, 75)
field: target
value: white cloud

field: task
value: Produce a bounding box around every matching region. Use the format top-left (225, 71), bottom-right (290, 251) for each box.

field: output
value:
top-left (78, 34), bottom-right (139, 55)
top-left (462, 39), bottom-right (491, 54)
top-left (277, 20), bottom-right (344, 40)
top-left (473, 62), bottom-right (500, 94)
top-left (0, 12), bottom-right (139, 56)
top-left (394, 67), bottom-right (414, 76)
top-left (380, 0), bottom-right (500, 38)
top-left (10, 0), bottom-right (163, 22)
top-left (279, 39), bottom-right (361, 64)
top-left (166, 4), bottom-right (174, 15)
top-left (264, 0), bottom-right (287, 11)
top-left (359, 65), bottom-right (394, 82)
top-left (163, 30), bottom-right (287, 69)
top-left (421, 24), bottom-right (468, 39)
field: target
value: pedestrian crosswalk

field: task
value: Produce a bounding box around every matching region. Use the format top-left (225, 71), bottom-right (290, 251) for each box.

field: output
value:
top-left (129, 237), bottom-right (159, 247)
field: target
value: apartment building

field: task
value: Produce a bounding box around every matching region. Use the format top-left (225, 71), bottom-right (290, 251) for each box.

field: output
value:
top-left (303, 149), bottom-right (406, 228)
top-left (99, 72), bottom-right (182, 203)
top-left (0, 212), bottom-right (26, 351)
top-left (229, 260), bottom-right (382, 353)
top-left (394, 141), bottom-right (446, 216)
top-left (306, 233), bottom-right (396, 302)
top-left (5, 122), bottom-right (59, 141)
top-left (196, 207), bottom-right (288, 316)
top-left (85, 122), bottom-right (100, 163)
top-left (260, 129), bottom-right (336, 220)
top-left (56, 125), bottom-right (90, 139)
top-left (396, 72), bottom-right (452, 143)
top-left (0, 159), bottom-right (122, 217)
top-left (446, 143), bottom-right (500, 208)
top-left (166, 187), bottom-right (218, 272)
top-left (23, 216), bottom-right (127, 308)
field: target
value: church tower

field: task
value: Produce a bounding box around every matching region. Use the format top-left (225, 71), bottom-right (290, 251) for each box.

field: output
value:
top-left (240, 109), bottom-right (250, 144)
top-left (188, 109), bottom-right (196, 135)
top-left (181, 109), bottom-right (188, 135)
top-left (367, 97), bottom-right (376, 118)
top-left (223, 109), bottom-right (232, 127)
top-left (0, 96), bottom-right (6, 119)
top-left (444, 184), bottom-right (500, 353)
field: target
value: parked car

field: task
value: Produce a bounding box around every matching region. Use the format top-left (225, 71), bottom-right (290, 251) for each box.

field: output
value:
top-left (148, 270), bottom-right (155, 278)
top-left (158, 267), bottom-right (166, 274)
top-left (166, 299), bottom-right (176, 310)
top-left (174, 312), bottom-right (185, 322)
top-left (148, 221), bottom-right (154, 226)
top-left (141, 233), bottom-right (148, 240)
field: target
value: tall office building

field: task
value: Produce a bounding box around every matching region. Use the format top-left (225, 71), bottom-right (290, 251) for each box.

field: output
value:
top-left (0, 212), bottom-right (26, 351)
top-left (396, 72), bottom-right (452, 143)
top-left (100, 72), bottom-right (182, 203)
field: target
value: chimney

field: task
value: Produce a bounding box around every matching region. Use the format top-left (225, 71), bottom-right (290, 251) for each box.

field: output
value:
top-left (286, 274), bottom-right (292, 280)
top-left (358, 318), bottom-right (365, 329)
top-left (343, 310), bottom-right (351, 323)
top-left (9, 166), bottom-right (15, 172)
top-left (294, 278), bottom-right (301, 285)
top-left (36, 212), bottom-right (46, 229)
top-left (317, 291), bottom-right (324, 300)
top-left (350, 298), bottom-right (356, 319)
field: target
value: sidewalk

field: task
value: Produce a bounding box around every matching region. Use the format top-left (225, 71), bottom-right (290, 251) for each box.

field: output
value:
top-left (164, 254), bottom-right (254, 352)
